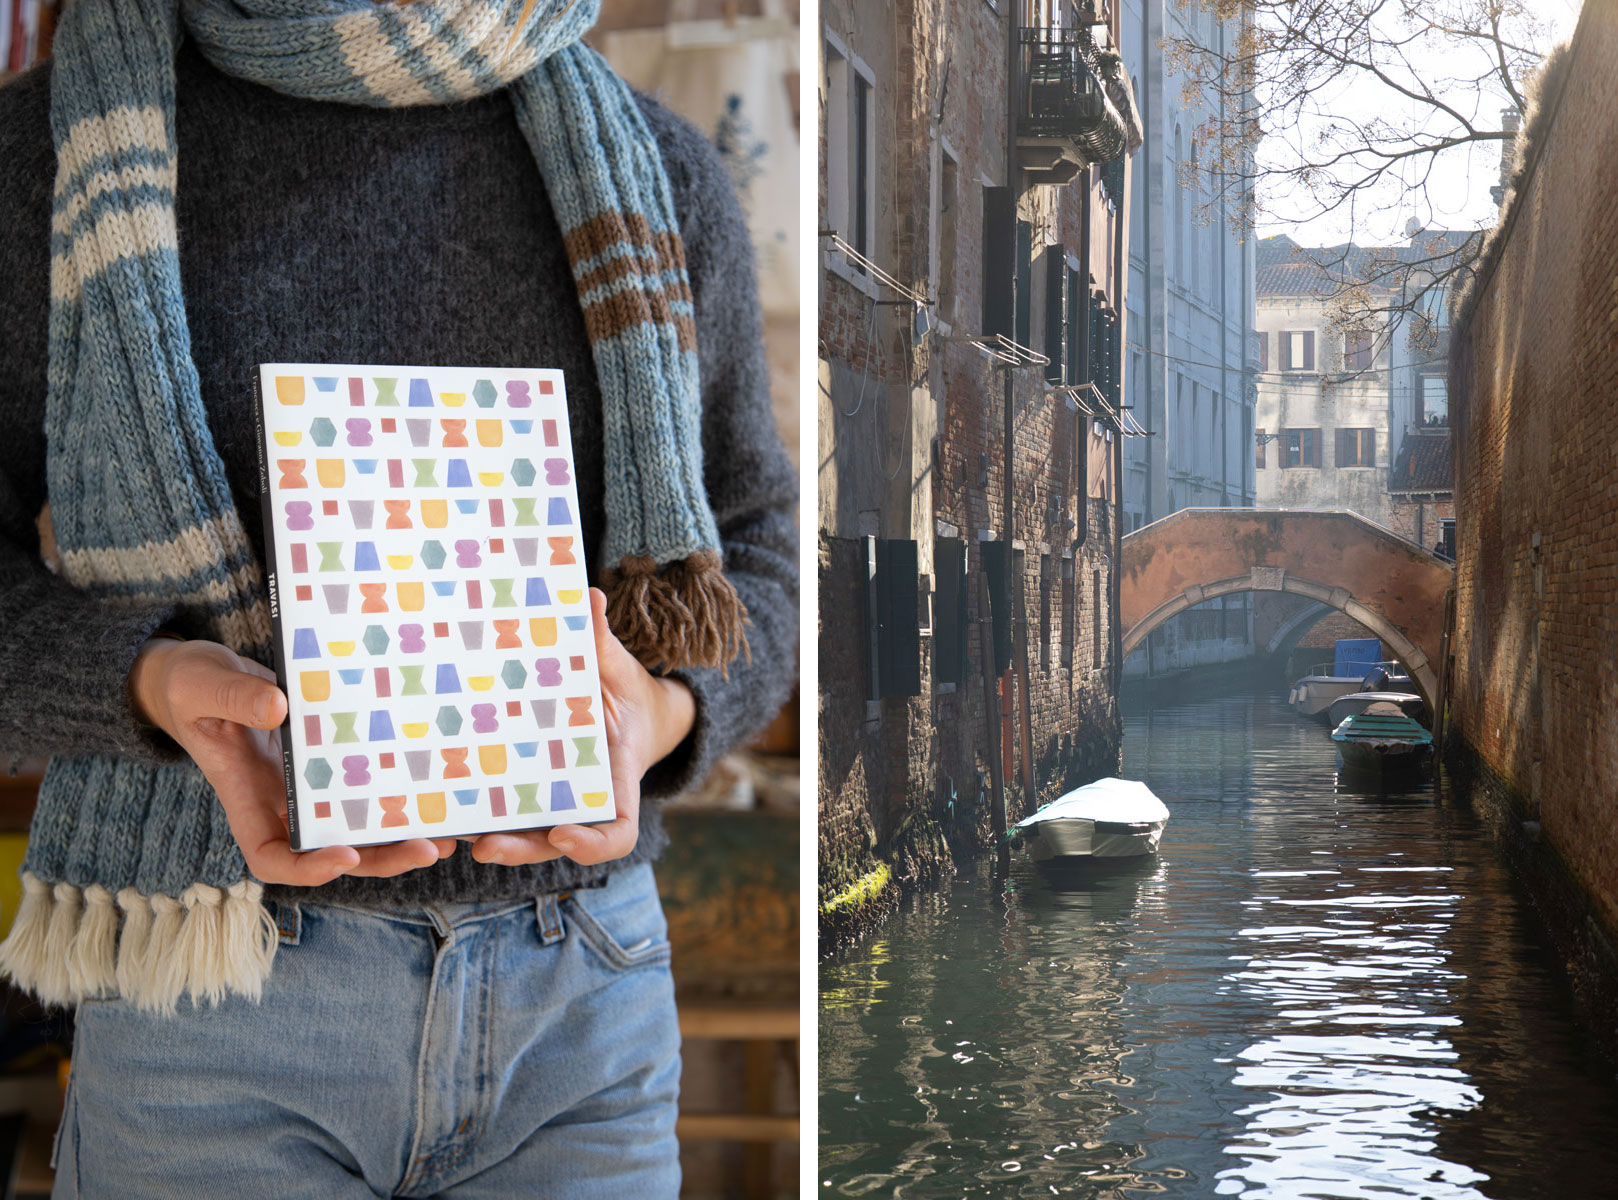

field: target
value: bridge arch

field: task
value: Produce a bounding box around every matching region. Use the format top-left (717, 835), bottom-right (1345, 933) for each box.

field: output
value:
top-left (1263, 600), bottom-right (1331, 657)
top-left (1120, 509), bottom-right (1453, 704)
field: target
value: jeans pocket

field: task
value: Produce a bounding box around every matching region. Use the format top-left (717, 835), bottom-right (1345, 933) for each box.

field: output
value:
top-left (562, 870), bottom-right (672, 973)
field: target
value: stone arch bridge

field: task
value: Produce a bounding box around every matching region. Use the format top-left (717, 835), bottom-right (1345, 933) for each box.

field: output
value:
top-left (1120, 509), bottom-right (1453, 703)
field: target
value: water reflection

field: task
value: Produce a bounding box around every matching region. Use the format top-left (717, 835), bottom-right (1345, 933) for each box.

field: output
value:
top-left (820, 691), bottom-right (1618, 1198)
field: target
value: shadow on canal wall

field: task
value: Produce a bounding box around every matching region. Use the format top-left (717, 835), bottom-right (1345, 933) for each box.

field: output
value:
top-left (819, 696), bottom-right (1122, 955)
top-left (1446, 738), bottom-right (1618, 1072)
top-left (1445, 1), bottom-right (1618, 1073)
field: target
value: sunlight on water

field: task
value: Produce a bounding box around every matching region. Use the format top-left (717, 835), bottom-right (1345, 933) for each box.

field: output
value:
top-left (820, 690), bottom-right (1618, 1199)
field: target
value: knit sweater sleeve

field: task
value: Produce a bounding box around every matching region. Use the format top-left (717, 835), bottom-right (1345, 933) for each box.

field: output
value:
top-left (0, 67), bottom-right (181, 767)
top-left (634, 97), bottom-right (799, 798)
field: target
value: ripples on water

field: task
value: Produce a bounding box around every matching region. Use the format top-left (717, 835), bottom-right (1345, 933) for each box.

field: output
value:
top-left (819, 691), bottom-right (1618, 1198)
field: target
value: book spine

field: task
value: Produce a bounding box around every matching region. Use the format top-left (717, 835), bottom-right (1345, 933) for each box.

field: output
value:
top-left (254, 368), bottom-right (302, 851)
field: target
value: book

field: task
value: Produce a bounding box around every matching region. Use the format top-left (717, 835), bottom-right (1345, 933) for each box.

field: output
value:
top-left (254, 364), bottom-right (615, 850)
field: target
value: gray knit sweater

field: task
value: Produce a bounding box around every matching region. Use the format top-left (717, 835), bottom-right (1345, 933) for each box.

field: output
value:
top-left (0, 42), bottom-right (797, 906)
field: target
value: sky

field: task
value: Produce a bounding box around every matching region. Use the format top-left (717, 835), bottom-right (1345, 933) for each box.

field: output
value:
top-left (1255, 0), bottom-right (1585, 248)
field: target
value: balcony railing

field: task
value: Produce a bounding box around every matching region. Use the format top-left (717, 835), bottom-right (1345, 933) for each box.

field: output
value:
top-left (1017, 27), bottom-right (1129, 167)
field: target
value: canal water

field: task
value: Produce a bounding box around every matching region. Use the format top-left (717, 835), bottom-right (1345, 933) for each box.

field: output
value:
top-left (819, 689), bottom-right (1618, 1198)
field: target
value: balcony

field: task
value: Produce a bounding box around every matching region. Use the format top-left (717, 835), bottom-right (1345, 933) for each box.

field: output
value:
top-left (1016, 26), bottom-right (1138, 182)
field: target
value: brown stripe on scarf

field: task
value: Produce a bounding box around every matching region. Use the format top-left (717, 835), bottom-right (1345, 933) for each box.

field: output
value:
top-left (579, 284), bottom-right (698, 351)
top-left (562, 211), bottom-right (688, 282)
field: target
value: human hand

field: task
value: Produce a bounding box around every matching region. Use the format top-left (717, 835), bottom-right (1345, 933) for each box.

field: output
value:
top-left (128, 638), bottom-right (456, 886)
top-left (469, 587), bottom-right (695, 868)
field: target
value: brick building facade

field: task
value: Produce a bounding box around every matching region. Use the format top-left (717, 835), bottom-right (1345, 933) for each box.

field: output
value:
top-left (819, 0), bottom-right (1141, 938)
top-left (1449, 0), bottom-right (1618, 1044)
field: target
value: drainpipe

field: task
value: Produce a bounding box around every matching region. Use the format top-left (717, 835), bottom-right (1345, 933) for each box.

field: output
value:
top-left (1111, 87), bottom-right (1126, 700)
top-left (1217, 14), bottom-right (1230, 647)
top-left (1139, 0), bottom-right (1155, 524)
top-left (996, 0), bottom-right (1019, 870)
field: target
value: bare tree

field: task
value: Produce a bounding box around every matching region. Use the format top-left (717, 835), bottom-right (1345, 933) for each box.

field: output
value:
top-left (1169, 0), bottom-right (1564, 343)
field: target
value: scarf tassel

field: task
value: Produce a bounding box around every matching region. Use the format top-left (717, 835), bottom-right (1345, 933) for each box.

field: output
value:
top-left (604, 549), bottom-right (750, 680)
top-left (0, 873), bottom-right (277, 1012)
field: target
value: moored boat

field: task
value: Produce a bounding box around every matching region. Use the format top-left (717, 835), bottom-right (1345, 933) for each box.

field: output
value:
top-left (1014, 777), bottom-right (1169, 864)
top-left (1289, 639), bottom-right (1399, 721)
top-left (1327, 690), bottom-right (1427, 727)
top-left (1331, 703), bottom-right (1434, 775)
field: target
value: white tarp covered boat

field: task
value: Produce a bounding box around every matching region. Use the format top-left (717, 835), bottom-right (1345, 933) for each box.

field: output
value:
top-left (1015, 777), bottom-right (1169, 863)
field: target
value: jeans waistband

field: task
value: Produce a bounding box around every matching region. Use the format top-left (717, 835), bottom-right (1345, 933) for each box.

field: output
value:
top-left (271, 890), bottom-right (591, 946)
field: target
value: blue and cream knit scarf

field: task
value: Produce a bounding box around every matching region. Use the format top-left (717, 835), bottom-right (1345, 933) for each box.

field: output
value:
top-left (0, 0), bottom-right (746, 1012)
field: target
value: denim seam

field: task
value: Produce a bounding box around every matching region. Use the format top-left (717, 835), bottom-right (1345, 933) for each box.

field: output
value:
top-left (561, 895), bottom-right (673, 972)
top-left (400, 921), bottom-right (451, 1196)
top-left (275, 900), bottom-right (302, 945)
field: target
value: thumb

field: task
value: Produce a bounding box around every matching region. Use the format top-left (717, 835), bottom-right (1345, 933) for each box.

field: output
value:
top-left (188, 652), bottom-right (288, 730)
top-left (589, 586), bottom-right (631, 686)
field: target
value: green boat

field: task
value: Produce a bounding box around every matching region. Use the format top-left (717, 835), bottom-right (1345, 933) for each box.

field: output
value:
top-left (1331, 703), bottom-right (1434, 774)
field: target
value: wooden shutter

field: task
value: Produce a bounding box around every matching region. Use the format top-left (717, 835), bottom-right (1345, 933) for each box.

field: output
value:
top-left (1043, 247), bottom-right (1065, 383)
top-left (1015, 219), bottom-right (1033, 348)
top-left (980, 540), bottom-right (1013, 675)
top-left (1336, 427), bottom-right (1350, 467)
top-left (875, 538), bottom-right (920, 697)
top-left (982, 187), bottom-right (1014, 338)
top-left (933, 538), bottom-right (968, 685)
top-left (1303, 331), bottom-right (1316, 371)
top-left (1259, 332), bottom-right (1268, 371)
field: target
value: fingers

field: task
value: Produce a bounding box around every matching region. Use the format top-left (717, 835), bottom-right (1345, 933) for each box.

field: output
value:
top-left (546, 814), bottom-right (638, 866)
top-left (469, 831), bottom-right (566, 867)
top-left (341, 839), bottom-right (444, 877)
top-left (154, 641), bottom-right (287, 732)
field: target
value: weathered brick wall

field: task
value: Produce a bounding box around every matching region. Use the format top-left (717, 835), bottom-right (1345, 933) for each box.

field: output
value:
top-left (1385, 496), bottom-right (1453, 553)
top-left (818, 0), bottom-right (1124, 919)
top-left (1451, 2), bottom-right (1618, 941)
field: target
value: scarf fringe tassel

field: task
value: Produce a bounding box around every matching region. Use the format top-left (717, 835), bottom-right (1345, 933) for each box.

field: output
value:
top-left (605, 549), bottom-right (750, 680)
top-left (0, 873), bottom-right (278, 1013)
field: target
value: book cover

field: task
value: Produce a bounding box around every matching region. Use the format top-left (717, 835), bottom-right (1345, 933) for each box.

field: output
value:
top-left (254, 364), bottom-right (614, 850)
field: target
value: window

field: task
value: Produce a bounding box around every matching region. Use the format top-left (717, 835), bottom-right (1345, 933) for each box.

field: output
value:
top-left (1282, 428), bottom-right (1320, 468)
top-left (1281, 330), bottom-right (1315, 372)
top-left (1255, 427), bottom-right (1266, 469)
top-left (1258, 331), bottom-right (1268, 372)
top-left (1344, 331), bottom-right (1373, 373)
top-left (1419, 374), bottom-right (1448, 425)
top-left (824, 41), bottom-right (875, 269)
top-left (1336, 427), bottom-right (1376, 467)
top-left (1436, 518), bottom-right (1456, 562)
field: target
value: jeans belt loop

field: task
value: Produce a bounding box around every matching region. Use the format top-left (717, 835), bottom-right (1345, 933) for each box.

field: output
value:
top-left (535, 892), bottom-right (566, 946)
top-left (274, 900), bottom-right (303, 946)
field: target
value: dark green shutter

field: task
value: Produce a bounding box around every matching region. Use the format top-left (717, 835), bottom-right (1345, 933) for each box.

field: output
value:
top-left (982, 187), bottom-right (1014, 338)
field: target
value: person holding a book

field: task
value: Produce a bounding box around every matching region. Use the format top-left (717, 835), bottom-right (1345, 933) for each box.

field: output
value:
top-left (0, 0), bottom-right (798, 1193)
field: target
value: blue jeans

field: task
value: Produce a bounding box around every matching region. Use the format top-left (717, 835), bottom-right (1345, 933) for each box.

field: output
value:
top-left (52, 863), bottom-right (681, 1199)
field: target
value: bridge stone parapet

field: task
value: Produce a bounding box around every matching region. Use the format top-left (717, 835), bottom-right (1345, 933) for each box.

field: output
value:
top-left (1120, 509), bottom-right (1453, 702)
